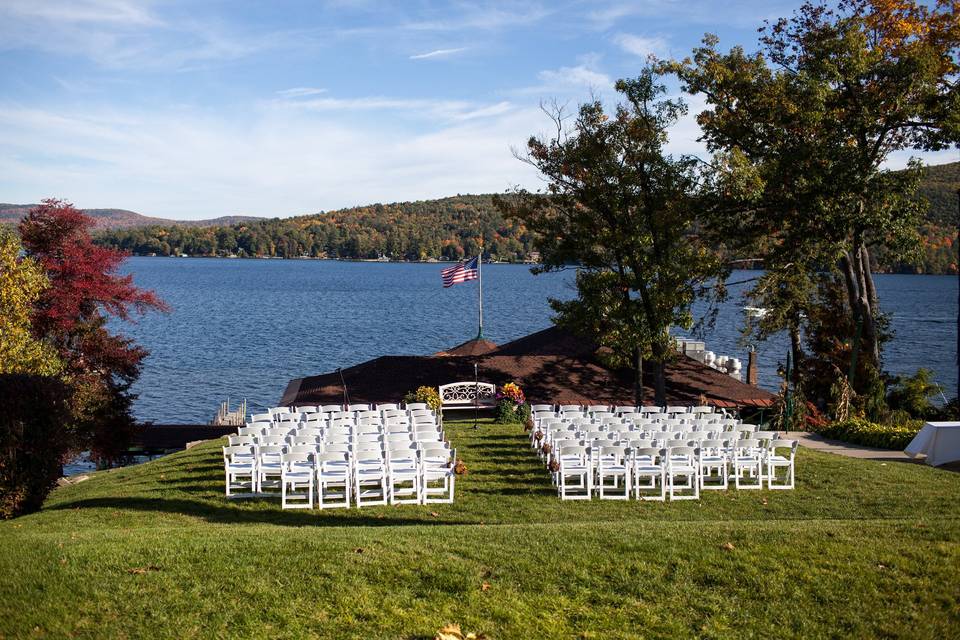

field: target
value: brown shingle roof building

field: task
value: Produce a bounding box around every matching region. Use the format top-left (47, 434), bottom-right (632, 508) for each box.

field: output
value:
top-left (280, 326), bottom-right (776, 409)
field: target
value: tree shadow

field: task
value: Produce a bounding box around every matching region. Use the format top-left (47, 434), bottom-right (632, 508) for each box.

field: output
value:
top-left (47, 496), bottom-right (476, 528)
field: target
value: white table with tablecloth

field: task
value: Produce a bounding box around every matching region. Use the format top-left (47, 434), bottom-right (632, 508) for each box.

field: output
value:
top-left (904, 422), bottom-right (960, 467)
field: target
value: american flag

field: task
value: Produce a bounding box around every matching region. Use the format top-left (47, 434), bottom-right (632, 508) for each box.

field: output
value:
top-left (441, 256), bottom-right (479, 288)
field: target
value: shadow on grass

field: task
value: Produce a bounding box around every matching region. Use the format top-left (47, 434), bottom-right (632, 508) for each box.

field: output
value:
top-left (47, 496), bottom-right (473, 528)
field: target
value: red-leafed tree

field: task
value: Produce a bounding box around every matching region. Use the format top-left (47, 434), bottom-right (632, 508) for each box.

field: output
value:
top-left (18, 199), bottom-right (168, 462)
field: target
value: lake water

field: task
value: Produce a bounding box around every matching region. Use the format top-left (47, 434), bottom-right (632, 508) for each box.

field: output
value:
top-left (115, 257), bottom-right (958, 423)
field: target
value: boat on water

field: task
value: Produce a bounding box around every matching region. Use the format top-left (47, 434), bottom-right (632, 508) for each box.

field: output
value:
top-left (744, 306), bottom-right (769, 319)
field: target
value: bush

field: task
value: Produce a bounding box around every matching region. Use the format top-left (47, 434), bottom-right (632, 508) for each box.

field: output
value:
top-left (403, 386), bottom-right (441, 413)
top-left (819, 416), bottom-right (924, 450)
top-left (887, 368), bottom-right (941, 419)
top-left (494, 400), bottom-right (532, 424)
top-left (0, 374), bottom-right (74, 518)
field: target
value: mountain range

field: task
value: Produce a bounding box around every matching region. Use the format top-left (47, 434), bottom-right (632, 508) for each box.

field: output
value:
top-left (5, 161), bottom-right (956, 231)
top-left (0, 204), bottom-right (264, 229)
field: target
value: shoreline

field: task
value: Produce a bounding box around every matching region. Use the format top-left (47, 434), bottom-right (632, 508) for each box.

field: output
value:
top-left (121, 255), bottom-right (957, 276)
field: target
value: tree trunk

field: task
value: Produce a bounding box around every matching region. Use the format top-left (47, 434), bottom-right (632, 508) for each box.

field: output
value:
top-left (859, 244), bottom-right (880, 364)
top-left (789, 324), bottom-right (803, 384)
top-left (633, 345), bottom-right (645, 406)
top-left (840, 252), bottom-right (860, 315)
top-left (852, 243), bottom-right (879, 369)
top-left (651, 340), bottom-right (667, 407)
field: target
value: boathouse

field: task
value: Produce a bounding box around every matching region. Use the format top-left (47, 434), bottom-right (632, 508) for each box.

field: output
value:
top-left (280, 327), bottom-right (776, 411)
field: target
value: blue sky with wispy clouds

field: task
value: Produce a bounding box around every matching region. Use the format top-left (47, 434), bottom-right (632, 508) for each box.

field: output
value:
top-left (0, 1), bottom-right (954, 219)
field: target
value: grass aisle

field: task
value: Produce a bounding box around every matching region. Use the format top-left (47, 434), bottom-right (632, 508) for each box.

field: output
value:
top-left (1, 421), bottom-right (959, 638)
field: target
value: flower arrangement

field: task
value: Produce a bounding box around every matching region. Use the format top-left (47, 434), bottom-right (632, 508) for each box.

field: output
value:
top-left (494, 382), bottom-right (530, 424)
top-left (498, 382), bottom-right (525, 406)
top-left (403, 385), bottom-right (441, 413)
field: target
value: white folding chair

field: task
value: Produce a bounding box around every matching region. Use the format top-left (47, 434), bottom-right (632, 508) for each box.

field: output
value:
top-left (557, 445), bottom-right (592, 500)
top-left (666, 446), bottom-right (700, 500)
top-left (223, 445), bottom-right (257, 498)
top-left (699, 439), bottom-right (729, 490)
top-left (228, 434), bottom-right (255, 447)
top-left (632, 447), bottom-right (666, 501)
top-left (316, 452), bottom-right (351, 509)
top-left (387, 443), bottom-right (421, 505)
top-left (767, 439), bottom-right (798, 489)
top-left (595, 445), bottom-right (630, 500)
top-left (256, 445), bottom-right (285, 495)
top-left (732, 438), bottom-right (764, 489)
top-left (421, 445), bottom-right (456, 504)
top-left (280, 452), bottom-right (315, 509)
top-left (353, 447), bottom-right (388, 507)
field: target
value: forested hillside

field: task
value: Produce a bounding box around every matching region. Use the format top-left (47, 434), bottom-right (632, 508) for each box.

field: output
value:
top-left (92, 162), bottom-right (958, 271)
top-left (96, 195), bottom-right (532, 262)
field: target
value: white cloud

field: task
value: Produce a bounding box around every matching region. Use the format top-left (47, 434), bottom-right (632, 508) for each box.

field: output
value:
top-left (0, 1), bottom-right (302, 71)
top-left (399, 6), bottom-right (552, 32)
top-left (2, 0), bottom-right (160, 26)
top-left (0, 100), bottom-right (544, 219)
top-left (272, 94), bottom-right (515, 124)
top-left (538, 64), bottom-right (610, 88)
top-left (614, 33), bottom-right (668, 59)
top-left (409, 47), bottom-right (468, 60)
top-left (586, 0), bottom-right (800, 30)
top-left (516, 57), bottom-right (613, 96)
top-left (276, 87), bottom-right (328, 98)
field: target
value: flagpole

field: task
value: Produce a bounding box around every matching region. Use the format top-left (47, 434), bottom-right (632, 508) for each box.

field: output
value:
top-left (477, 251), bottom-right (483, 339)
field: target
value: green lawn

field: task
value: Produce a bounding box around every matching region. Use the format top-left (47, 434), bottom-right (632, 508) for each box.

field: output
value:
top-left (2, 420), bottom-right (959, 639)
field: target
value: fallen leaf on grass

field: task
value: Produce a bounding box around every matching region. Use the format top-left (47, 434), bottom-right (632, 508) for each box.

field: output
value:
top-left (436, 623), bottom-right (464, 640)
top-left (721, 542), bottom-right (735, 551)
top-left (430, 511), bottom-right (440, 518)
top-left (877, 563), bottom-right (887, 570)
top-left (435, 623), bottom-right (489, 640)
top-left (481, 581), bottom-right (491, 592)
top-left (127, 565), bottom-right (161, 574)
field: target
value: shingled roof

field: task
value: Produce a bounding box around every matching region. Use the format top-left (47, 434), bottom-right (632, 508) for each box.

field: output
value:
top-left (435, 337), bottom-right (499, 357)
top-left (280, 326), bottom-right (775, 409)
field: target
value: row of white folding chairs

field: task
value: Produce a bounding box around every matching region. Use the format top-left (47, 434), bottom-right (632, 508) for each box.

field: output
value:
top-left (534, 411), bottom-right (729, 424)
top-left (239, 420), bottom-right (443, 440)
top-left (554, 440), bottom-right (797, 501)
top-left (223, 441), bottom-right (456, 508)
top-left (265, 402), bottom-right (432, 415)
top-left (533, 415), bottom-right (739, 433)
top-left (533, 404), bottom-right (729, 417)
top-left (534, 409), bottom-right (731, 421)
top-left (540, 430), bottom-right (779, 462)
top-left (537, 421), bottom-right (756, 439)
top-left (230, 429), bottom-right (447, 449)
top-left (248, 407), bottom-right (438, 427)
top-left (533, 422), bottom-right (753, 452)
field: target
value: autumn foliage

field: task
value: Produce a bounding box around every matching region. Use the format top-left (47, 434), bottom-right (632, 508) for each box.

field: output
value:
top-left (1, 200), bottom-right (166, 518)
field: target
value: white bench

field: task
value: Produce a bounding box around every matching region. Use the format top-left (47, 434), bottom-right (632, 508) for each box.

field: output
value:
top-left (439, 381), bottom-right (496, 424)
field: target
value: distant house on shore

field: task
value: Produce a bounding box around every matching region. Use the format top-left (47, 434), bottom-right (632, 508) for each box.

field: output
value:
top-left (280, 326), bottom-right (776, 410)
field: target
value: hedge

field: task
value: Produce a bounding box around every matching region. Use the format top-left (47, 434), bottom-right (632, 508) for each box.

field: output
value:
top-left (819, 417), bottom-right (924, 450)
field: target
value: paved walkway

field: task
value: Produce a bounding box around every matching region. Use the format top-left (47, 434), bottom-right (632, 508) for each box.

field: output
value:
top-left (781, 431), bottom-right (960, 472)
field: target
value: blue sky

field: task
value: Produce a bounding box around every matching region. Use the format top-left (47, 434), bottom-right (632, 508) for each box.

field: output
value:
top-left (0, 1), bottom-right (955, 220)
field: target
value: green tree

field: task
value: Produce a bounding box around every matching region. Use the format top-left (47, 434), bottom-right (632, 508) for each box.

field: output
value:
top-left (665, 0), bottom-right (959, 409)
top-left (500, 70), bottom-right (728, 405)
top-left (0, 229), bottom-right (61, 376)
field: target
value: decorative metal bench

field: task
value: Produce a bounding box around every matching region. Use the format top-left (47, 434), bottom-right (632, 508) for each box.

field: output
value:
top-left (438, 381), bottom-right (496, 424)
